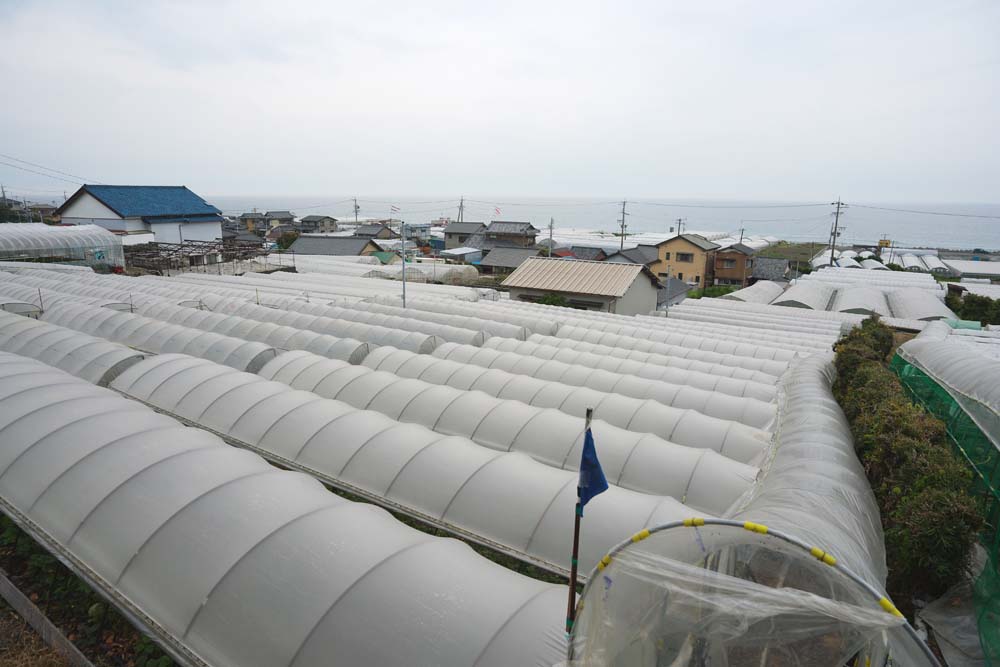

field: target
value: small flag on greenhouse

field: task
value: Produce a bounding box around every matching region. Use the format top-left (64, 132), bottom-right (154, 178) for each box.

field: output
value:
top-left (390, 204), bottom-right (400, 213)
top-left (578, 423), bottom-right (608, 514)
top-left (494, 206), bottom-right (502, 215)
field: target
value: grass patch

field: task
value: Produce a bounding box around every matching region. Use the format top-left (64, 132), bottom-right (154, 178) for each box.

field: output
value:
top-left (686, 285), bottom-right (738, 299)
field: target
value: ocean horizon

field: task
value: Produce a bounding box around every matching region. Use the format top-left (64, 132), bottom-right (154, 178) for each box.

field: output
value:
top-left (209, 195), bottom-right (1000, 251)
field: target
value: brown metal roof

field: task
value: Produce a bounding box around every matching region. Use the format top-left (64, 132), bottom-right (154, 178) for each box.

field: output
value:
top-left (501, 257), bottom-right (660, 297)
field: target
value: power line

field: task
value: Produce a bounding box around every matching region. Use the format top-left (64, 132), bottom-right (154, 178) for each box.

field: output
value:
top-left (850, 203), bottom-right (1000, 219)
top-left (0, 160), bottom-right (82, 186)
top-left (631, 200), bottom-right (830, 209)
top-left (0, 152), bottom-right (102, 184)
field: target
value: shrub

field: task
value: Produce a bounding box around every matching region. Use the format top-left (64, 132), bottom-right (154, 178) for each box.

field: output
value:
top-left (537, 293), bottom-right (570, 307)
top-left (833, 317), bottom-right (983, 606)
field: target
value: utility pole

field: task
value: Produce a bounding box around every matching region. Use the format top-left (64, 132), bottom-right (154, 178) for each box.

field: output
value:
top-left (829, 199), bottom-right (845, 265)
top-left (675, 218), bottom-right (685, 236)
top-left (738, 227), bottom-right (745, 244)
top-left (457, 196), bottom-right (465, 223)
top-left (548, 217), bottom-right (554, 256)
top-left (354, 198), bottom-right (359, 224)
top-left (401, 222), bottom-right (407, 308)
top-left (618, 200), bottom-right (628, 251)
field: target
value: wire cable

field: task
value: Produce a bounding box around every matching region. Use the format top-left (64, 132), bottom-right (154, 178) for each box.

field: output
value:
top-left (850, 203), bottom-right (1000, 220)
top-left (0, 160), bottom-right (82, 186)
top-left (0, 152), bottom-right (102, 184)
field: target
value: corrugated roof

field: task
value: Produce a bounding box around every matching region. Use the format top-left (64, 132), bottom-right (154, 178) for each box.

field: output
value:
top-left (61, 185), bottom-right (221, 219)
top-left (288, 236), bottom-right (381, 256)
top-left (480, 247), bottom-right (541, 268)
top-left (502, 257), bottom-right (659, 297)
top-left (443, 222), bottom-right (486, 234)
top-left (570, 246), bottom-right (607, 261)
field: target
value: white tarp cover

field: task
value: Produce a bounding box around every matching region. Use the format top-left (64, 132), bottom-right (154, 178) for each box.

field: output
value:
top-left (860, 258), bottom-right (889, 271)
top-left (832, 287), bottom-right (891, 317)
top-left (0, 352), bottom-right (566, 667)
top-left (0, 310), bottom-right (143, 385)
top-left (568, 353), bottom-right (935, 667)
top-left (770, 281), bottom-right (836, 311)
top-left (897, 322), bottom-right (1000, 449)
top-left (360, 345), bottom-right (770, 463)
top-left (430, 342), bottom-right (777, 429)
top-left (39, 301), bottom-right (277, 373)
top-left (886, 288), bottom-right (957, 321)
top-left (720, 280), bottom-right (785, 304)
top-left (111, 353), bottom-right (713, 574)
top-left (259, 349), bottom-right (757, 512)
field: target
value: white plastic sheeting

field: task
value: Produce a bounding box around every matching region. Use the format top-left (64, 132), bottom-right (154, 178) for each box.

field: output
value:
top-left (0, 274), bottom-right (137, 311)
top-left (373, 296), bottom-right (560, 336)
top-left (657, 304), bottom-right (846, 338)
top-left (0, 293), bottom-right (41, 317)
top-left (0, 224), bottom-right (124, 267)
top-left (901, 254), bottom-right (927, 272)
top-left (832, 287), bottom-right (891, 317)
top-left (132, 301), bottom-right (372, 363)
top-left (920, 254), bottom-right (949, 273)
top-left (0, 260), bottom-right (94, 272)
top-left (860, 258), bottom-right (888, 270)
top-left (556, 323), bottom-right (798, 363)
top-left (262, 269), bottom-right (494, 299)
top-left (260, 349), bottom-right (757, 511)
top-left (271, 297), bottom-right (529, 341)
top-left (0, 311), bottom-right (143, 385)
top-left (523, 332), bottom-right (784, 381)
top-left (569, 353), bottom-right (936, 667)
top-left (40, 302), bottom-right (277, 372)
top-left (361, 345), bottom-right (770, 462)
top-left (886, 288), bottom-right (956, 321)
top-left (628, 316), bottom-right (834, 352)
top-left (770, 281), bottom-right (836, 310)
top-left (0, 352), bottom-right (567, 667)
top-left (194, 294), bottom-right (443, 353)
top-left (666, 298), bottom-right (860, 329)
top-left (837, 257), bottom-right (862, 269)
top-left (481, 337), bottom-right (778, 402)
top-left (838, 250), bottom-right (859, 260)
top-left (112, 353), bottom-right (706, 575)
top-left (719, 280), bottom-right (785, 304)
top-left (897, 322), bottom-right (1000, 448)
top-left (431, 342), bottom-right (777, 429)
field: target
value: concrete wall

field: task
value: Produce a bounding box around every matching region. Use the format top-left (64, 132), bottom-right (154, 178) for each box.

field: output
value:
top-left (614, 276), bottom-right (658, 316)
top-left (151, 221), bottom-right (222, 244)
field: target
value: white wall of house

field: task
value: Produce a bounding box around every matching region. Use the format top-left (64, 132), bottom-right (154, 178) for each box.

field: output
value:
top-left (151, 221), bottom-right (222, 244)
top-left (615, 276), bottom-right (658, 316)
top-left (60, 193), bottom-right (122, 221)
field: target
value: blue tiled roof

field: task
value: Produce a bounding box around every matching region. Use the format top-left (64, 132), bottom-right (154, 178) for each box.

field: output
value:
top-left (79, 185), bottom-right (221, 218)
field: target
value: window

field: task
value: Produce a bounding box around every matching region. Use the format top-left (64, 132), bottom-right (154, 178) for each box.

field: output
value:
top-left (662, 252), bottom-right (671, 260)
top-left (677, 252), bottom-right (694, 262)
top-left (677, 272), bottom-right (684, 281)
top-left (657, 272), bottom-right (669, 278)
top-left (695, 275), bottom-right (700, 284)
top-left (721, 259), bottom-right (736, 269)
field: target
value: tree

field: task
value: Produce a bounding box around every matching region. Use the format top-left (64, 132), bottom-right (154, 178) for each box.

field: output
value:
top-left (276, 230), bottom-right (300, 250)
top-left (537, 293), bottom-right (570, 307)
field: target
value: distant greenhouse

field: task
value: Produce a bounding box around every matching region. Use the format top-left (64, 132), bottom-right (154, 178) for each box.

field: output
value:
top-left (0, 223), bottom-right (123, 267)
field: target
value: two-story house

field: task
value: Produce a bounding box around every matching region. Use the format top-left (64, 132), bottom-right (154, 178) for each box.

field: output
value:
top-left (648, 234), bottom-right (720, 288)
top-left (713, 243), bottom-right (756, 286)
top-left (298, 215), bottom-right (338, 233)
top-left (443, 222), bottom-right (486, 249)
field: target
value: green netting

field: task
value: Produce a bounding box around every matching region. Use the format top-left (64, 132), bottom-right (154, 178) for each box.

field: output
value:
top-left (943, 319), bottom-right (986, 330)
top-left (891, 353), bottom-right (1000, 665)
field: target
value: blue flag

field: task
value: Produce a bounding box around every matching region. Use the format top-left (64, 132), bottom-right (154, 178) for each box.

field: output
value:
top-left (578, 426), bottom-right (608, 514)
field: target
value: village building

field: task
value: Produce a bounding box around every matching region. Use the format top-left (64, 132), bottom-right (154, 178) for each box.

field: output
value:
top-left (298, 215), bottom-right (338, 234)
top-left (443, 222), bottom-right (486, 249)
top-left (713, 242), bottom-right (757, 286)
top-left (502, 256), bottom-right (661, 315)
top-left (56, 185), bottom-right (224, 244)
top-left (648, 234), bottom-right (720, 288)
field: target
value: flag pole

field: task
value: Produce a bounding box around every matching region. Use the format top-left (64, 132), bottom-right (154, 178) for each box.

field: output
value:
top-left (566, 406), bottom-right (592, 635)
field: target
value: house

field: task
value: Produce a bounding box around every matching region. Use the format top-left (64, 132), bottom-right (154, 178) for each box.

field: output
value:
top-left (265, 211), bottom-right (296, 227)
top-left (751, 257), bottom-right (790, 283)
top-left (239, 212), bottom-right (266, 234)
top-left (27, 202), bottom-right (58, 220)
top-left (288, 235), bottom-right (383, 256)
top-left (502, 257), bottom-right (662, 316)
top-left (266, 224), bottom-right (299, 242)
top-left (605, 244), bottom-right (659, 267)
top-left (482, 221), bottom-right (539, 248)
top-left (355, 223), bottom-right (399, 240)
top-left (551, 248), bottom-right (576, 258)
top-left (713, 243), bottom-right (756, 287)
top-left (56, 185), bottom-right (224, 244)
top-left (401, 222), bottom-right (432, 243)
top-left (298, 215), bottom-right (338, 234)
top-left (478, 247), bottom-right (542, 274)
top-left (443, 222), bottom-right (486, 249)
top-left (570, 246), bottom-right (607, 262)
top-left (649, 234), bottom-right (720, 288)
top-left (441, 246), bottom-right (482, 263)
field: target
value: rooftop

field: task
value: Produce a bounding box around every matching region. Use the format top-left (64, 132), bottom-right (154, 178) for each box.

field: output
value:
top-left (443, 222), bottom-right (486, 235)
top-left (300, 215), bottom-right (337, 223)
top-left (502, 256), bottom-right (660, 297)
top-left (486, 221), bottom-right (539, 235)
top-left (606, 244), bottom-right (659, 265)
top-left (479, 247), bottom-right (541, 269)
top-left (60, 185), bottom-right (221, 219)
top-left (265, 211), bottom-right (295, 219)
top-left (662, 233), bottom-right (720, 251)
top-left (288, 236), bottom-right (381, 256)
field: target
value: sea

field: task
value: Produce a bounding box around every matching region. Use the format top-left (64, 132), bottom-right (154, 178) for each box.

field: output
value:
top-left (209, 196), bottom-right (1000, 251)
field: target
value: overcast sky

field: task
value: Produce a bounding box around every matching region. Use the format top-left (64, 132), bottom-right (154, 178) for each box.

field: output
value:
top-left (1, 0), bottom-right (998, 202)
